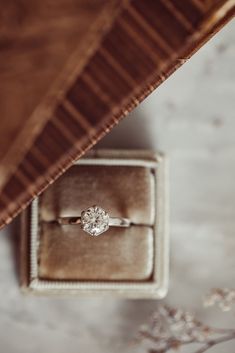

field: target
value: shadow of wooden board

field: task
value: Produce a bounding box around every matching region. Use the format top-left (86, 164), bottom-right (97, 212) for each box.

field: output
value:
top-left (0, 0), bottom-right (234, 228)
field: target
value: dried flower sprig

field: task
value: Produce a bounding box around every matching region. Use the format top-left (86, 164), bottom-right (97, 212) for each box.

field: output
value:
top-left (204, 288), bottom-right (235, 312)
top-left (138, 290), bottom-right (235, 353)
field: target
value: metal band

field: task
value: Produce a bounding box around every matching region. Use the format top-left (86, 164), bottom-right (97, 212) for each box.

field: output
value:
top-left (57, 216), bottom-right (130, 227)
top-left (58, 217), bottom-right (81, 225)
top-left (109, 217), bottom-right (130, 227)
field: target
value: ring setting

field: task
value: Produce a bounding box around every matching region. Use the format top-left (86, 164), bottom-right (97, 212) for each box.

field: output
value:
top-left (58, 205), bottom-right (130, 236)
top-left (81, 205), bottom-right (109, 236)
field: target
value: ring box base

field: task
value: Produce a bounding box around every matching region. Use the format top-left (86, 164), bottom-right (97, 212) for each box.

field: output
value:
top-left (20, 149), bottom-right (169, 298)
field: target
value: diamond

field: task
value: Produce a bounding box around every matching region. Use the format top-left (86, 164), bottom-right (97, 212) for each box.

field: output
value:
top-left (80, 205), bottom-right (109, 236)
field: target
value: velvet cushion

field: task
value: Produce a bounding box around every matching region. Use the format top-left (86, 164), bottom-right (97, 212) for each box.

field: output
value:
top-left (39, 223), bottom-right (153, 281)
top-left (38, 162), bottom-right (155, 281)
top-left (40, 165), bottom-right (155, 225)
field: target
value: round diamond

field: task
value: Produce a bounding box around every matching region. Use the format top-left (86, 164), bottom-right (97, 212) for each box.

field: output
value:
top-left (81, 205), bottom-right (109, 236)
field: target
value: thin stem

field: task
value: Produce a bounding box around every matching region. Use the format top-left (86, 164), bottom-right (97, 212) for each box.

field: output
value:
top-left (209, 327), bottom-right (235, 335)
top-left (139, 331), bottom-right (162, 342)
top-left (193, 334), bottom-right (235, 353)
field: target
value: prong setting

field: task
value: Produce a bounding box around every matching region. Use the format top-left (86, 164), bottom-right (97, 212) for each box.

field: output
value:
top-left (80, 205), bottom-right (109, 236)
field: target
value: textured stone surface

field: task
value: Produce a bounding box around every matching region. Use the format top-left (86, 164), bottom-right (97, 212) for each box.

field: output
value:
top-left (0, 22), bottom-right (234, 353)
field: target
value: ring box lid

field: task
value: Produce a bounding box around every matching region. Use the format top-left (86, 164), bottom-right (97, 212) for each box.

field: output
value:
top-left (0, 0), bottom-right (234, 229)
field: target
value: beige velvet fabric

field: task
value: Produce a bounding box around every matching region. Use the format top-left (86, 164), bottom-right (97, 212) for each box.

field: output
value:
top-left (39, 223), bottom-right (153, 281)
top-left (38, 162), bottom-right (155, 281)
top-left (40, 165), bottom-right (155, 225)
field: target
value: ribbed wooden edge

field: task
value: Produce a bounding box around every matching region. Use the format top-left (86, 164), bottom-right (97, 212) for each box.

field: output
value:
top-left (0, 0), bottom-right (234, 229)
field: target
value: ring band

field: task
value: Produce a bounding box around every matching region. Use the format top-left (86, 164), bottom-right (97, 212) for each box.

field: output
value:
top-left (57, 205), bottom-right (130, 236)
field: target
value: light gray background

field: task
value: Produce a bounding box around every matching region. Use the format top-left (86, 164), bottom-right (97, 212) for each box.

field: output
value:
top-left (0, 21), bottom-right (234, 353)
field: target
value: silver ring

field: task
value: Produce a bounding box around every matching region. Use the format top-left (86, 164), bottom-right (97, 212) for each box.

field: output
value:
top-left (57, 205), bottom-right (130, 236)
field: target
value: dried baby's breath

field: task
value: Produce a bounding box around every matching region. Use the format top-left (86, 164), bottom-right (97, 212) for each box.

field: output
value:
top-left (138, 289), bottom-right (235, 353)
top-left (204, 288), bottom-right (235, 312)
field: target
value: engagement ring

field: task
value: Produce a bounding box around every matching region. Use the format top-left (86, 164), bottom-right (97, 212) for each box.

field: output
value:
top-left (57, 205), bottom-right (130, 236)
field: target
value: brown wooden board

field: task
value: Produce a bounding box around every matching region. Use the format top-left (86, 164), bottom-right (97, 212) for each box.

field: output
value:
top-left (0, 0), bottom-right (121, 189)
top-left (0, 0), bottom-right (234, 228)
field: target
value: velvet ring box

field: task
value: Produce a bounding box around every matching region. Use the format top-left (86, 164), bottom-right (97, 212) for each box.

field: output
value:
top-left (20, 149), bottom-right (169, 298)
